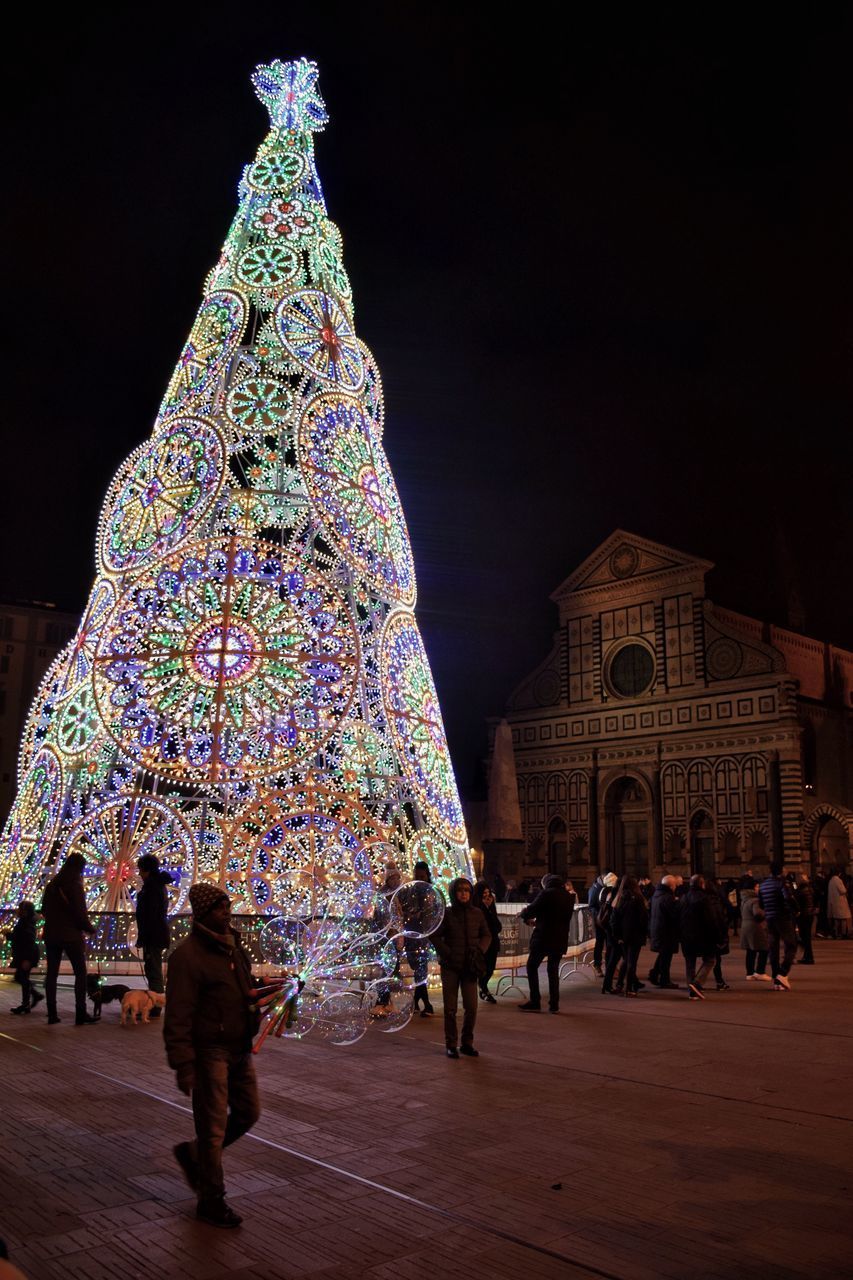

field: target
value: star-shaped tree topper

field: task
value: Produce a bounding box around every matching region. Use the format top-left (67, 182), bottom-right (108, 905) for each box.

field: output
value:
top-left (252, 58), bottom-right (328, 132)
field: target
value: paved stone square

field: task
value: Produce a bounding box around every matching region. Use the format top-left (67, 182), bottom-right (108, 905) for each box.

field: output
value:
top-left (1, 942), bottom-right (852, 1280)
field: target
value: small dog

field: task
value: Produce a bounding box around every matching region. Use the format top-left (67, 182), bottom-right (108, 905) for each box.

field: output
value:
top-left (87, 975), bottom-right (131, 1019)
top-left (120, 989), bottom-right (166, 1025)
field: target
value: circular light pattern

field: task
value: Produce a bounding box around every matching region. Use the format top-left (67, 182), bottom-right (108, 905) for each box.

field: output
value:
top-left (298, 391), bottom-right (416, 606)
top-left (158, 291), bottom-right (247, 421)
top-left (406, 829), bottom-right (470, 894)
top-left (389, 880), bottom-right (445, 939)
top-left (226, 785), bottom-right (385, 916)
top-left (247, 147), bottom-right (306, 193)
top-left (381, 611), bottom-right (466, 844)
top-left (54, 579), bottom-right (116, 702)
top-left (0, 748), bottom-right (64, 905)
top-left (311, 229), bottom-right (352, 309)
top-left (61, 795), bottom-right (195, 913)
top-left (275, 290), bottom-right (364, 390)
top-left (253, 194), bottom-right (316, 244)
top-left (226, 377), bottom-right (293, 435)
top-left (93, 538), bottom-right (360, 783)
top-left (98, 417), bottom-right (225, 574)
top-left (357, 341), bottom-right (385, 439)
top-left (56, 684), bottom-right (102, 757)
top-left (236, 242), bottom-right (302, 294)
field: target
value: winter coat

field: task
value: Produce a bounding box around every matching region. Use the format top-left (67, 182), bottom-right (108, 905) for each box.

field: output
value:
top-left (795, 884), bottom-right (815, 919)
top-left (757, 874), bottom-right (796, 923)
top-left (679, 888), bottom-right (718, 957)
top-left (163, 923), bottom-right (257, 1069)
top-left (739, 890), bottom-right (769, 952)
top-left (649, 885), bottom-right (680, 953)
top-left (611, 894), bottom-right (649, 948)
top-left (706, 890), bottom-right (730, 953)
top-left (827, 875), bottom-right (853, 922)
top-left (41, 868), bottom-right (95, 945)
top-left (521, 880), bottom-right (575, 953)
top-left (433, 895), bottom-right (491, 975)
top-left (587, 878), bottom-right (604, 911)
top-left (135, 869), bottom-right (174, 950)
top-left (479, 900), bottom-right (502, 965)
top-left (10, 918), bottom-right (40, 969)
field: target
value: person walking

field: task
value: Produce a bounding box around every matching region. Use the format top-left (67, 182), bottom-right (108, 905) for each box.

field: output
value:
top-left (648, 875), bottom-right (680, 988)
top-left (610, 876), bottom-right (649, 997)
top-left (135, 854), bottom-right (174, 1013)
top-left (432, 878), bottom-right (491, 1058)
top-left (706, 878), bottom-right (731, 991)
top-left (164, 884), bottom-right (261, 1228)
top-left (41, 853), bottom-right (96, 1025)
top-left (794, 873), bottom-right (816, 964)
top-left (472, 881), bottom-right (502, 1003)
top-left (7, 901), bottom-right (43, 1015)
top-left (757, 861), bottom-right (798, 990)
top-left (739, 876), bottom-right (770, 981)
top-left (517, 874), bottom-right (574, 1013)
top-left (598, 873), bottom-right (622, 994)
top-left (679, 874), bottom-right (719, 1000)
top-left (827, 869), bottom-right (852, 938)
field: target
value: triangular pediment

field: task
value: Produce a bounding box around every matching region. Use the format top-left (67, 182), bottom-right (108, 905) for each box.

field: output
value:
top-left (552, 530), bottom-right (714, 602)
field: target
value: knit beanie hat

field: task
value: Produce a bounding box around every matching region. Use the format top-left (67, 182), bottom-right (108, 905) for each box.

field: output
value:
top-left (189, 882), bottom-right (229, 919)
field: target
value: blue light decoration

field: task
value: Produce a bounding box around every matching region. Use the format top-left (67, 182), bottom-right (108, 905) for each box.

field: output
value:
top-left (0, 59), bottom-right (471, 964)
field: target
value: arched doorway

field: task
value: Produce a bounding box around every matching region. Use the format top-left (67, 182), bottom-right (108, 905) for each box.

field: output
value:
top-left (605, 777), bottom-right (650, 878)
top-left (547, 816), bottom-right (568, 878)
top-left (813, 816), bottom-right (849, 872)
top-left (690, 810), bottom-right (714, 877)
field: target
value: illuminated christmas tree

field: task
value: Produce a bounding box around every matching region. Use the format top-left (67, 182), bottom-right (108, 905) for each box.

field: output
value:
top-left (0, 59), bottom-right (470, 945)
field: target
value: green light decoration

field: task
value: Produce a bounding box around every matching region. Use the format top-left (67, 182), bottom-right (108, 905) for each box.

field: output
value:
top-left (0, 58), bottom-right (471, 961)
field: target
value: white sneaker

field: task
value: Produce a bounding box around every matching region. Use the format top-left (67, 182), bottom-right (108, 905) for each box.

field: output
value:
top-left (776, 974), bottom-right (791, 990)
top-left (753, 973), bottom-right (772, 982)
top-left (746, 973), bottom-right (756, 981)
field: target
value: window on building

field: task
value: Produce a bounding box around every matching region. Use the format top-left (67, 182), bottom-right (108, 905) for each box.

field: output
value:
top-left (0, 617), bottom-right (12, 639)
top-left (605, 641), bottom-right (656, 698)
top-left (0, 656), bottom-right (8, 673)
top-left (548, 816), bottom-right (568, 876)
top-left (750, 830), bottom-right (768, 859)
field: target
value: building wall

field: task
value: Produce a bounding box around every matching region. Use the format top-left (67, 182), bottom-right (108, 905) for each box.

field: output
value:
top-left (0, 603), bottom-right (78, 824)
top-left (491, 533), bottom-right (853, 888)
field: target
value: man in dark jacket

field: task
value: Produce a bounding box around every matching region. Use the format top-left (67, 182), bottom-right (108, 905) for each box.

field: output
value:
top-left (136, 854), bottom-right (173, 1012)
top-left (794, 873), bottom-right (816, 965)
top-left (164, 883), bottom-right (260, 1228)
top-left (587, 871), bottom-right (610, 975)
top-left (432, 877), bottom-right (491, 1058)
top-left (518, 873), bottom-right (574, 1013)
top-left (679, 874), bottom-right (718, 1000)
top-left (41, 852), bottom-right (96, 1025)
top-left (648, 875), bottom-right (680, 988)
top-left (757, 861), bottom-right (797, 990)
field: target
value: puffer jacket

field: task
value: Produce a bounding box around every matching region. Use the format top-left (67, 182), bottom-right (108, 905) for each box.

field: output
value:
top-left (41, 868), bottom-right (95, 945)
top-left (739, 891), bottom-right (769, 952)
top-left (433, 880), bottom-right (491, 973)
top-left (163, 924), bottom-right (257, 1069)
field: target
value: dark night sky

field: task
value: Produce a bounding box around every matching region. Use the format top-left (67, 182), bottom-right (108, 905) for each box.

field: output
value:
top-left (4, 7), bottom-right (853, 795)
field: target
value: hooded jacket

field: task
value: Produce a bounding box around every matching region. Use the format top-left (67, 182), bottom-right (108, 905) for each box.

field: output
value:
top-left (432, 879), bottom-right (491, 973)
top-left (41, 865), bottom-right (95, 945)
top-left (521, 875), bottom-right (574, 953)
top-left (135, 868), bottom-right (174, 950)
top-left (163, 923), bottom-right (257, 1068)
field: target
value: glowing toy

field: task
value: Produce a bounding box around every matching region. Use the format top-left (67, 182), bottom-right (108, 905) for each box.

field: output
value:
top-left (0, 58), bottom-right (471, 960)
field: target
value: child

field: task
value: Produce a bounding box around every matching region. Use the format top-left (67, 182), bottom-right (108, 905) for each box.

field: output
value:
top-left (9, 902), bottom-right (43, 1014)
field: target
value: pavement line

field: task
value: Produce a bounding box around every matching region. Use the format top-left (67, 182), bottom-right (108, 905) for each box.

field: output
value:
top-left (0, 1031), bottom-right (624, 1280)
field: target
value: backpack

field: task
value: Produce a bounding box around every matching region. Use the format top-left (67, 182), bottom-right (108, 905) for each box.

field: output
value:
top-left (596, 894), bottom-right (612, 930)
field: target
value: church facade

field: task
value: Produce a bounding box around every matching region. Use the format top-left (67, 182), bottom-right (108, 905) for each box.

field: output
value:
top-left (485, 532), bottom-right (853, 888)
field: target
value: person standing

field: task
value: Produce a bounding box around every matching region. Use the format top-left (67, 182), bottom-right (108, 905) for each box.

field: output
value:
top-left (757, 861), bottom-right (798, 990)
top-left (648, 875), bottom-right (680, 988)
top-left (610, 876), bottom-right (649, 997)
top-left (472, 881), bottom-right (502, 1003)
top-left (135, 854), bottom-right (174, 1012)
top-left (41, 853), bottom-right (96, 1025)
top-left (588, 871), bottom-right (611, 976)
top-left (739, 877), bottom-right (770, 981)
top-left (598, 873), bottom-right (622, 994)
top-left (679, 874), bottom-right (718, 1000)
top-left (406, 860), bottom-right (436, 1016)
top-left (432, 878), bottom-right (491, 1058)
top-left (164, 884), bottom-right (260, 1228)
top-left (706, 878), bottom-right (731, 991)
top-left (794, 873), bottom-right (816, 964)
top-left (827, 869), bottom-right (852, 938)
top-left (518, 874), bottom-right (574, 1013)
top-left (7, 901), bottom-right (43, 1015)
